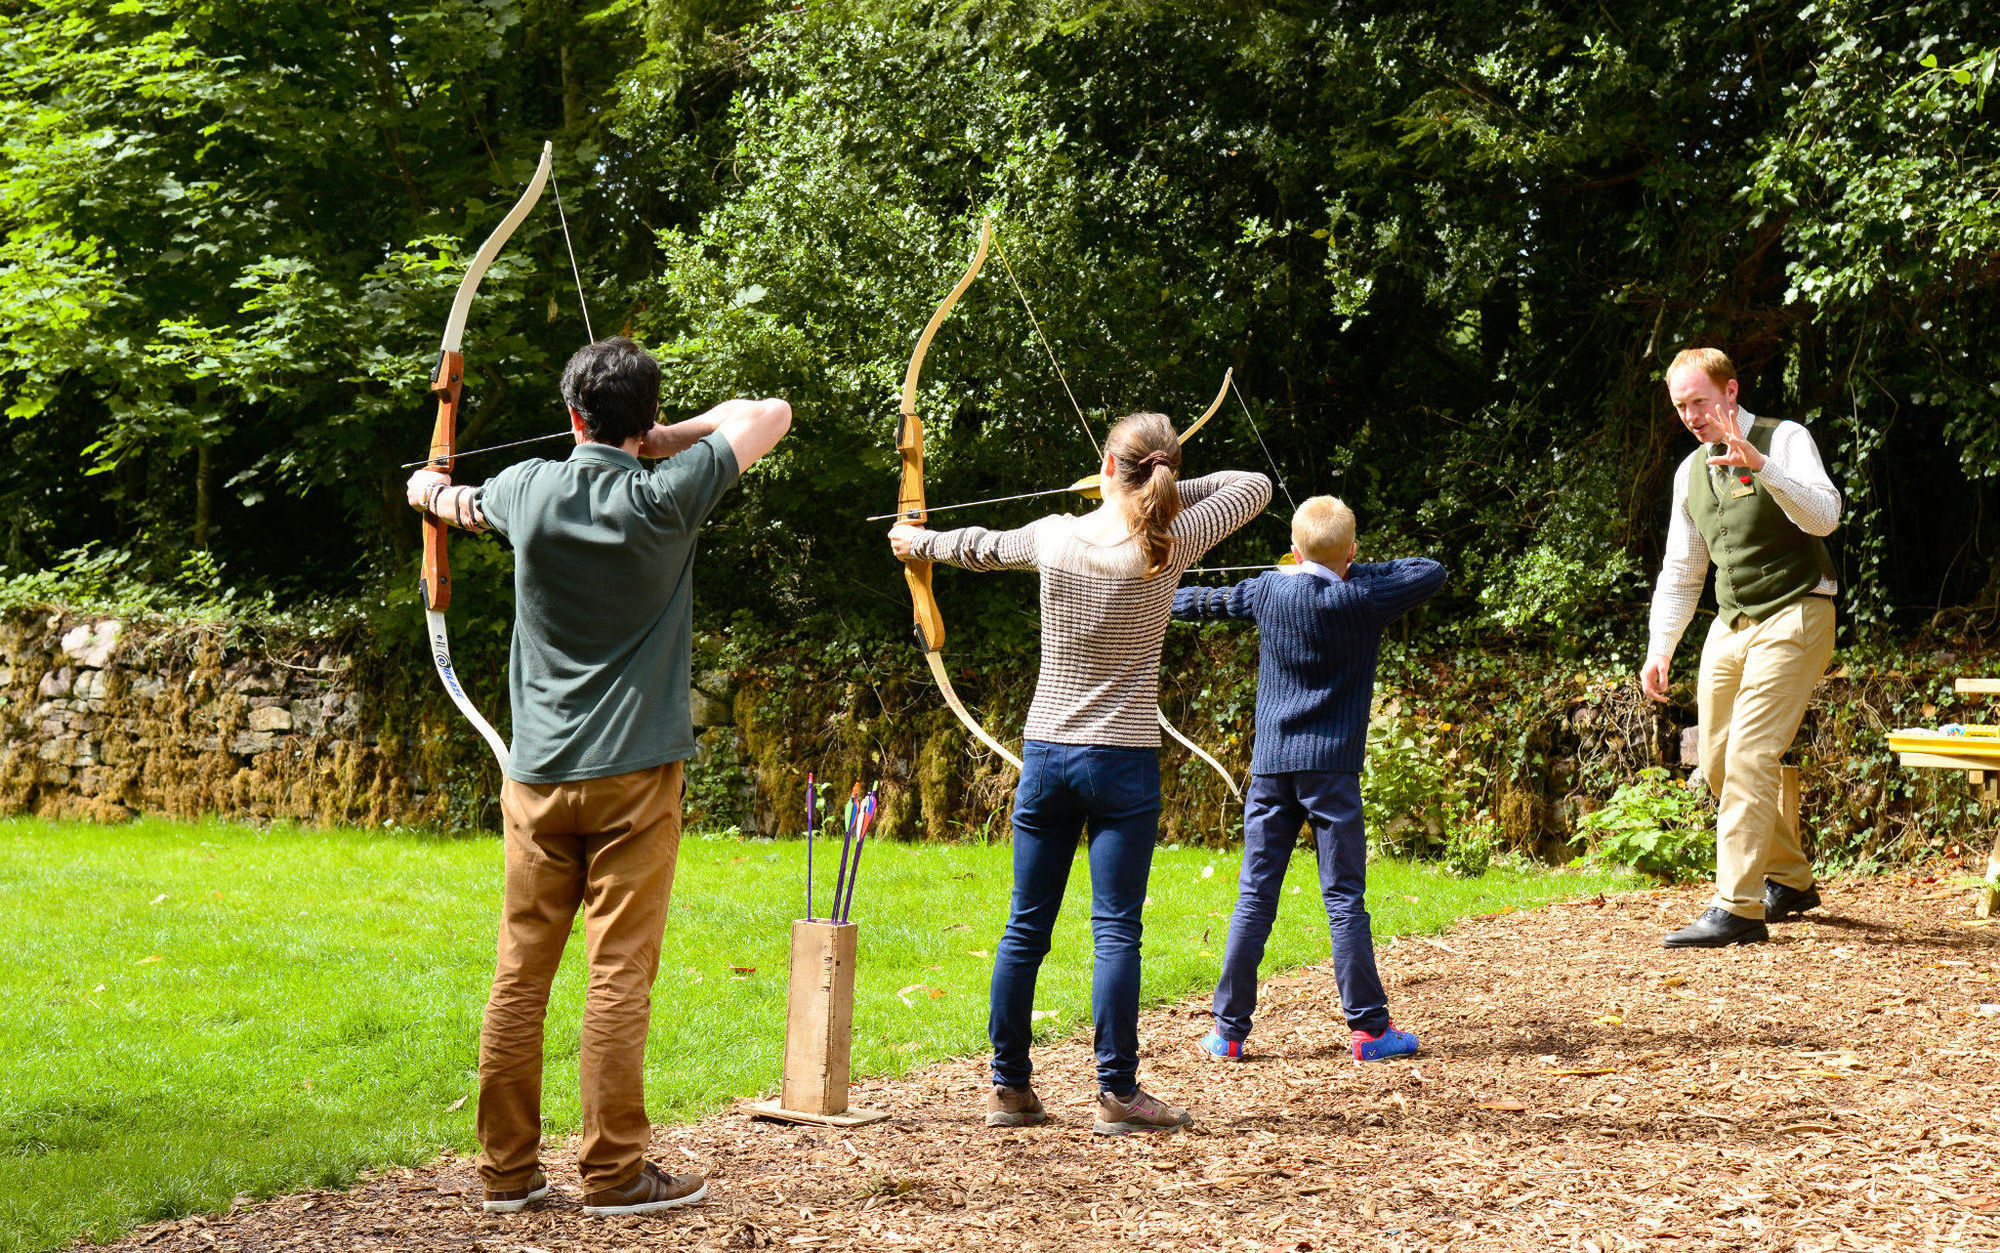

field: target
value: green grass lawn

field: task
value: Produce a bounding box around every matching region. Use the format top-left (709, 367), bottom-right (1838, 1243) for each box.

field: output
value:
top-left (0, 816), bottom-right (1635, 1253)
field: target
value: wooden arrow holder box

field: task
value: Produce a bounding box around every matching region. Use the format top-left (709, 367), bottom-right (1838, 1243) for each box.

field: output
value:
top-left (747, 920), bottom-right (888, 1127)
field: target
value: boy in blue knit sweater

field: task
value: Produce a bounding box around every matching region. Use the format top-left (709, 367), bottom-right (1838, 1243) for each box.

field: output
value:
top-left (1171, 496), bottom-right (1445, 1062)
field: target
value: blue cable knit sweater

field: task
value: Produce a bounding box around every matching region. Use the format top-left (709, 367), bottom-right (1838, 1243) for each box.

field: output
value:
top-left (1171, 558), bottom-right (1447, 775)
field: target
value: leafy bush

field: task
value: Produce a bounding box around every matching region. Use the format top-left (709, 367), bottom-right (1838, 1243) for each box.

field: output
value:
top-left (1573, 767), bottom-right (1715, 883)
top-left (1443, 818), bottom-right (1499, 879)
top-left (1363, 715), bottom-right (1495, 870)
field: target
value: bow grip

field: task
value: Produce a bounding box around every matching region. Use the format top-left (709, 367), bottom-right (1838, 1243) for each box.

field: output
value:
top-left (420, 350), bottom-right (465, 612)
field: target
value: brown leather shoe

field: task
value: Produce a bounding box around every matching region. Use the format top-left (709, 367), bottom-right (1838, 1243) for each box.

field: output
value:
top-left (581, 1162), bottom-right (708, 1217)
top-left (481, 1169), bottom-right (551, 1213)
top-left (985, 1084), bottom-right (1049, 1127)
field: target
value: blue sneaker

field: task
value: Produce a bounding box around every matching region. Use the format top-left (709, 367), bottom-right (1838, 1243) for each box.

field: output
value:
top-left (1197, 1030), bottom-right (1246, 1061)
top-left (1351, 1021), bottom-right (1419, 1061)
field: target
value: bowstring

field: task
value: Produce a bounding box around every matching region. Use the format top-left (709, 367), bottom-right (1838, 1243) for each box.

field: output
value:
top-left (992, 233), bottom-right (1101, 460)
top-left (1229, 375), bottom-right (1297, 512)
top-left (549, 166), bottom-right (596, 343)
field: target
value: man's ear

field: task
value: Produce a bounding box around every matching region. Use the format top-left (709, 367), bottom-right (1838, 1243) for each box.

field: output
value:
top-left (568, 406), bottom-right (587, 434)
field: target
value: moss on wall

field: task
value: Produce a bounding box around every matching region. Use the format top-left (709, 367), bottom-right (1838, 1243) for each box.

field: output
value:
top-left (6, 603), bottom-right (1990, 869)
top-left (0, 608), bottom-right (501, 830)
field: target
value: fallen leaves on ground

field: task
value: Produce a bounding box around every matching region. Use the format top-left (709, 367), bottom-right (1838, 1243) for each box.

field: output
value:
top-left (104, 874), bottom-right (2000, 1252)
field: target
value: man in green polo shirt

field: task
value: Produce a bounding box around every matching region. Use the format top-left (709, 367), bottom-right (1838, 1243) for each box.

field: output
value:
top-left (405, 336), bottom-right (790, 1215)
top-left (1640, 347), bottom-right (1840, 949)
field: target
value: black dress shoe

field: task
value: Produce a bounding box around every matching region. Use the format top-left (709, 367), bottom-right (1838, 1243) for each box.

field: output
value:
top-left (1661, 906), bottom-right (1769, 948)
top-left (1764, 878), bottom-right (1821, 921)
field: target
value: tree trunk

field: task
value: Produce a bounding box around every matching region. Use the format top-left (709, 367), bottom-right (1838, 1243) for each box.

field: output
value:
top-left (194, 443), bottom-right (214, 550)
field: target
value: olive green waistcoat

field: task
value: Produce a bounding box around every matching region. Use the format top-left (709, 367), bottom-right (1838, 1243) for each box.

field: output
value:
top-left (1684, 416), bottom-right (1836, 625)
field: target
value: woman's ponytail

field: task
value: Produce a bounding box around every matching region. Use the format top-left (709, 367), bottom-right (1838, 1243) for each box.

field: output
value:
top-left (1106, 413), bottom-right (1182, 577)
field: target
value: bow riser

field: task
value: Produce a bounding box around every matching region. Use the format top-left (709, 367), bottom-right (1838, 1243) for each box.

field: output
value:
top-left (420, 349), bottom-right (465, 614)
top-left (896, 411), bottom-right (946, 652)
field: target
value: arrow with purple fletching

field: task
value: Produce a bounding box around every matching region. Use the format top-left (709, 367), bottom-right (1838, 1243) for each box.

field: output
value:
top-left (838, 785), bottom-right (880, 923)
top-left (832, 782), bottom-right (860, 924)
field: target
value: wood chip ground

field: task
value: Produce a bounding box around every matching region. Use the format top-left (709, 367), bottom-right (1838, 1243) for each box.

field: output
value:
top-left (97, 875), bottom-right (2000, 1252)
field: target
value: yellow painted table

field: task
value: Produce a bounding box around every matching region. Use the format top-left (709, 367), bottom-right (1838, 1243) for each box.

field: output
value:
top-left (1890, 679), bottom-right (2000, 917)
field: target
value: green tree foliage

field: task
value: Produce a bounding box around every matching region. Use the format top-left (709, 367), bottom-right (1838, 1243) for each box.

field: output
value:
top-left (1, 0), bottom-right (1995, 654)
top-left (0, 0), bottom-right (749, 590)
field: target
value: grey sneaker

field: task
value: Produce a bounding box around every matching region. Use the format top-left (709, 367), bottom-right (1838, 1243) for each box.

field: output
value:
top-left (985, 1083), bottom-right (1049, 1127)
top-left (580, 1162), bottom-right (707, 1217)
top-left (481, 1169), bottom-right (551, 1213)
top-left (1094, 1087), bottom-right (1192, 1135)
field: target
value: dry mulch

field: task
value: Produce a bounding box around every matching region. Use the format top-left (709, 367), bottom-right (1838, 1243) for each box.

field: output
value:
top-left (104, 875), bottom-right (2000, 1253)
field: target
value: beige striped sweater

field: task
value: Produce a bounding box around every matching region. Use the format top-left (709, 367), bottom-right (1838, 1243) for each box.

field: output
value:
top-left (911, 471), bottom-right (1271, 747)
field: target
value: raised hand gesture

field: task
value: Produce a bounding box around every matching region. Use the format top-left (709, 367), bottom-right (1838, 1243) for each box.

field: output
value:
top-left (1703, 403), bottom-right (1765, 473)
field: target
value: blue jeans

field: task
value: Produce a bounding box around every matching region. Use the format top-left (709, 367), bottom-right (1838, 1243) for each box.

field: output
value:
top-left (1212, 770), bottom-right (1390, 1039)
top-left (990, 741), bottom-right (1160, 1095)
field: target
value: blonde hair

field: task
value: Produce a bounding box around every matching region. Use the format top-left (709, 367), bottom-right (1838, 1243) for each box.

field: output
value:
top-left (1667, 347), bottom-right (1736, 388)
top-left (1105, 412), bottom-right (1181, 578)
top-left (1292, 495), bottom-right (1355, 565)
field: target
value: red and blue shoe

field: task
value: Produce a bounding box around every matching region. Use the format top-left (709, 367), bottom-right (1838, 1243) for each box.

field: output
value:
top-left (1352, 1021), bottom-right (1419, 1061)
top-left (1197, 1030), bottom-right (1247, 1061)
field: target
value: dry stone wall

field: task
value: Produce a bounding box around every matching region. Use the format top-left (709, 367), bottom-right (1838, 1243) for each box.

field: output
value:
top-left (0, 610), bottom-right (425, 825)
top-left (4, 603), bottom-right (1989, 868)
top-left (0, 608), bottom-right (757, 832)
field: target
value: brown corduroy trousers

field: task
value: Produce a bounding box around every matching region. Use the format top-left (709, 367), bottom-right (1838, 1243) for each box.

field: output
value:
top-left (476, 760), bottom-right (683, 1193)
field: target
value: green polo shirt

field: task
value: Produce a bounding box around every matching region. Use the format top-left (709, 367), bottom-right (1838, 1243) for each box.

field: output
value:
top-left (476, 433), bottom-right (739, 784)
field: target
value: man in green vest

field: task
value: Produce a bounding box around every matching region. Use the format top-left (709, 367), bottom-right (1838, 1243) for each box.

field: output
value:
top-left (1640, 347), bottom-right (1840, 948)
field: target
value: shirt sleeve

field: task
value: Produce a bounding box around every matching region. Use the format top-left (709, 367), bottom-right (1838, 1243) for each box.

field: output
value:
top-left (639, 431), bottom-right (742, 533)
top-left (1170, 471), bottom-right (1272, 566)
top-left (1647, 457), bottom-right (1710, 663)
top-left (1172, 576), bottom-right (1263, 622)
top-left (474, 462), bottom-right (532, 540)
top-left (910, 516), bottom-right (1045, 572)
top-left (1348, 558), bottom-right (1447, 624)
top-left (1757, 422), bottom-right (1841, 538)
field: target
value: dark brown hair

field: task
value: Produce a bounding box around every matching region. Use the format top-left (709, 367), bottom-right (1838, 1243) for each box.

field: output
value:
top-left (1106, 412), bottom-right (1181, 577)
top-left (560, 336), bottom-right (660, 445)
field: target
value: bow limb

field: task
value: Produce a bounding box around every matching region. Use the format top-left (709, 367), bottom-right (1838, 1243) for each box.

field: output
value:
top-left (419, 141), bottom-right (553, 773)
top-left (1067, 367), bottom-right (1233, 499)
top-left (1159, 708), bottom-right (1243, 799)
top-left (897, 220), bottom-right (1022, 771)
top-left (1159, 369), bottom-right (1241, 797)
top-left (1177, 367), bottom-right (1233, 448)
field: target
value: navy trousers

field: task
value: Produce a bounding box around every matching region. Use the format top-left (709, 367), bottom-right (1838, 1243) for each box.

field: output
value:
top-left (1212, 770), bottom-right (1390, 1039)
top-left (989, 741), bottom-right (1160, 1095)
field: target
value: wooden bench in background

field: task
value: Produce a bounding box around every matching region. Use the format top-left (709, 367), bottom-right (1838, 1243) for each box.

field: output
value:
top-left (1890, 678), bottom-right (2000, 918)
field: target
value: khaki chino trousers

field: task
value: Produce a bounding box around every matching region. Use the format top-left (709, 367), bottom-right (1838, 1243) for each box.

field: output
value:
top-left (1696, 596), bottom-right (1834, 920)
top-left (477, 760), bottom-right (683, 1192)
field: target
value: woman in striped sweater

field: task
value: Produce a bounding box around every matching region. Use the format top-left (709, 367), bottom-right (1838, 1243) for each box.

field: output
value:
top-left (890, 413), bottom-right (1269, 1134)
